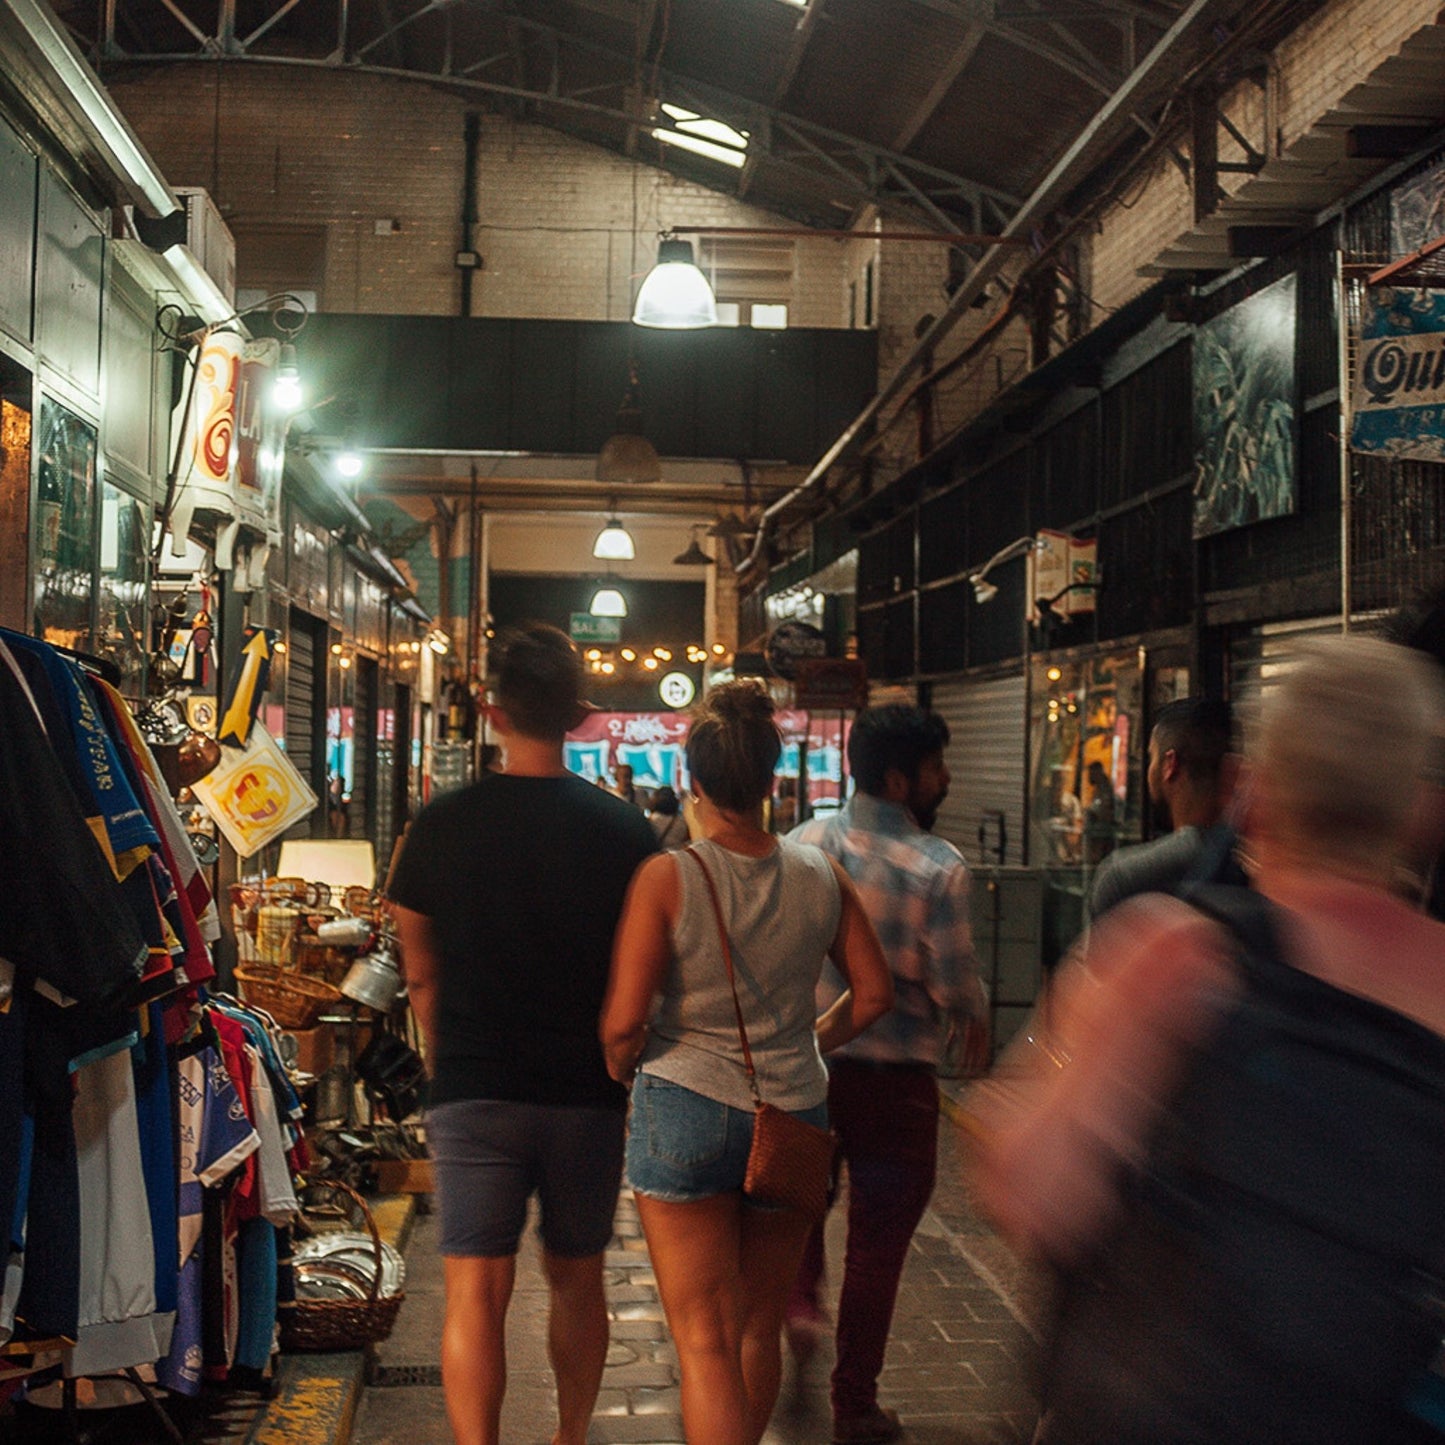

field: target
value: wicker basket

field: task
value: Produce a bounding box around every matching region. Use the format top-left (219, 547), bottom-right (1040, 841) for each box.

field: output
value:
top-left (280, 1178), bottom-right (404, 1352)
top-left (235, 961), bottom-right (343, 1030)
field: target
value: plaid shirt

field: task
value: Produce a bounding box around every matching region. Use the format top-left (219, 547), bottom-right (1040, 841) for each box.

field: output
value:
top-left (791, 792), bottom-right (987, 1067)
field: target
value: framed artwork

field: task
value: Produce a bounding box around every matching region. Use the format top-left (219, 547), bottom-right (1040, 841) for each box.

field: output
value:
top-left (1192, 273), bottom-right (1298, 540)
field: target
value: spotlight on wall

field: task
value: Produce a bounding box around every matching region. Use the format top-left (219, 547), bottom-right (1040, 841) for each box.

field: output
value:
top-left (335, 446), bottom-right (364, 480)
top-left (966, 535), bottom-right (1045, 605)
top-left (632, 234), bottom-right (718, 329)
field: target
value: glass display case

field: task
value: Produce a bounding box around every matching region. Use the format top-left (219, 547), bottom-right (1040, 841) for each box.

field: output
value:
top-left (32, 396), bottom-right (97, 651)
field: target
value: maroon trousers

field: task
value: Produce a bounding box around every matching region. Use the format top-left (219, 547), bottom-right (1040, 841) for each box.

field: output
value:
top-left (790, 1058), bottom-right (940, 1420)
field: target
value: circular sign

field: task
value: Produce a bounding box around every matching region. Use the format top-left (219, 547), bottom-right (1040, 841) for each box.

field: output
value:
top-left (765, 620), bottom-right (828, 681)
top-left (659, 672), bottom-right (696, 709)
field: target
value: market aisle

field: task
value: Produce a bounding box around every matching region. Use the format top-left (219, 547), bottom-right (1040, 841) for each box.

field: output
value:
top-left (351, 1107), bottom-right (1040, 1444)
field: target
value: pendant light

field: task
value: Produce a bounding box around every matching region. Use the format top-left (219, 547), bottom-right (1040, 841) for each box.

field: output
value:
top-left (632, 235), bottom-right (718, 329)
top-left (589, 582), bottom-right (627, 618)
top-left (597, 361), bottom-right (662, 485)
top-left (593, 513), bottom-right (636, 560)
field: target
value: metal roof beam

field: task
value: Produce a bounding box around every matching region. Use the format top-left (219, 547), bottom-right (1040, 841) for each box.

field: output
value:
top-left (891, 13), bottom-right (989, 153)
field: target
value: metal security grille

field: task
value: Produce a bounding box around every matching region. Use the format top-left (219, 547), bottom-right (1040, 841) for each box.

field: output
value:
top-left (285, 608), bottom-right (326, 837)
top-left (928, 673), bottom-right (1027, 868)
top-left (351, 656), bottom-right (378, 843)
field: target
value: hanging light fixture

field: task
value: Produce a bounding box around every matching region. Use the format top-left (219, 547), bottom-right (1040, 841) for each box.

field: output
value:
top-left (597, 361), bottom-right (663, 485)
top-left (632, 234), bottom-right (718, 329)
top-left (593, 512), bottom-right (636, 561)
top-left (673, 525), bottom-right (713, 566)
top-left (589, 581), bottom-right (627, 618)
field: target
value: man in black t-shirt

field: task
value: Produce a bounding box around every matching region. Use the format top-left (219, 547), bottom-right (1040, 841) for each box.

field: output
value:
top-left (390, 624), bottom-right (656, 1445)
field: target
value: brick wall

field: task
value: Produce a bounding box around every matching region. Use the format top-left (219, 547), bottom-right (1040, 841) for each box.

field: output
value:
top-left (105, 64), bottom-right (855, 326)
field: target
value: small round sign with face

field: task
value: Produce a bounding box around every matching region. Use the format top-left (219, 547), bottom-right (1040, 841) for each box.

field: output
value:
top-left (659, 671), bottom-right (696, 709)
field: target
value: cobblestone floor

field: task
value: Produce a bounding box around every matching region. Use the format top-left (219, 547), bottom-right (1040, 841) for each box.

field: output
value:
top-left (352, 1105), bottom-right (1041, 1445)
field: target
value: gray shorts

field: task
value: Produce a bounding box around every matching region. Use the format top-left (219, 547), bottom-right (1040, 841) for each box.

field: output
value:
top-left (427, 1098), bottom-right (625, 1258)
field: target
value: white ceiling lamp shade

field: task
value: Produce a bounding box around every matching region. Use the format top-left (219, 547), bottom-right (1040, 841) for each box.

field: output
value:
top-left (597, 362), bottom-right (663, 485)
top-left (589, 583), bottom-right (628, 618)
top-left (592, 515), bottom-right (636, 560)
top-left (632, 236), bottom-right (718, 329)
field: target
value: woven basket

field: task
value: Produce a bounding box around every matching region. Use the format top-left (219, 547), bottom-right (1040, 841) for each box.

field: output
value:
top-left (235, 962), bottom-right (343, 1030)
top-left (280, 1178), bottom-right (405, 1352)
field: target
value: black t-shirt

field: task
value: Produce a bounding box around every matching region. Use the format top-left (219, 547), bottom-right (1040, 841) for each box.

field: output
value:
top-left (388, 772), bottom-right (657, 1109)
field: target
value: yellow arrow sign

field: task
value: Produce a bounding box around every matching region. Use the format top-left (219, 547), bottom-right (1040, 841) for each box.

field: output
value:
top-left (218, 628), bottom-right (275, 748)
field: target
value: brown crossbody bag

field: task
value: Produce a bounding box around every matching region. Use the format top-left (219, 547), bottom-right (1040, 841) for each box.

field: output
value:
top-left (681, 845), bottom-right (836, 1221)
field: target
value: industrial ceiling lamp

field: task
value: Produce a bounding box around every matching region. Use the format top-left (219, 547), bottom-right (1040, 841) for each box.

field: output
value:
top-left (597, 361), bottom-right (663, 485)
top-left (673, 525), bottom-right (713, 566)
top-left (632, 233), bottom-right (718, 329)
top-left (593, 511), bottom-right (636, 561)
top-left (589, 581), bottom-right (628, 618)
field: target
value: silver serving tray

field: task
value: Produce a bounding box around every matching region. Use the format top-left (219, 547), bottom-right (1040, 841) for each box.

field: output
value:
top-left (294, 1231), bottom-right (406, 1296)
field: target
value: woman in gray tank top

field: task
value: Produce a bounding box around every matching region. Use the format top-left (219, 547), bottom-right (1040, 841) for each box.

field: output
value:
top-left (602, 681), bottom-right (892, 1445)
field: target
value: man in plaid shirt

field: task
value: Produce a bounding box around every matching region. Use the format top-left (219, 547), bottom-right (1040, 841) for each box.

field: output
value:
top-left (787, 703), bottom-right (988, 1445)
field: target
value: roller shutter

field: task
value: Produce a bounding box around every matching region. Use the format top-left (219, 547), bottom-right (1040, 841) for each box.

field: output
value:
top-left (285, 609), bottom-right (326, 837)
top-left (351, 656), bottom-right (378, 842)
top-left (929, 672), bottom-right (1027, 868)
top-left (1230, 615), bottom-right (1386, 721)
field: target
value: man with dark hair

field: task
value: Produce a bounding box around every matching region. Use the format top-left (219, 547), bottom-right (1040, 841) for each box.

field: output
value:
top-left (786, 703), bottom-right (987, 1445)
top-left (389, 623), bottom-right (657, 1445)
top-left (1088, 696), bottom-right (1234, 919)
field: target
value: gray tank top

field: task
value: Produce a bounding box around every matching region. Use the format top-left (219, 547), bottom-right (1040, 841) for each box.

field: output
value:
top-left (638, 837), bottom-right (842, 1112)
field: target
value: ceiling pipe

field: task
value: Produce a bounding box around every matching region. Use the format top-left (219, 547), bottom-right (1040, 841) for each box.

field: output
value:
top-left (733, 0), bottom-right (1238, 579)
top-left (672, 225), bottom-right (1031, 247)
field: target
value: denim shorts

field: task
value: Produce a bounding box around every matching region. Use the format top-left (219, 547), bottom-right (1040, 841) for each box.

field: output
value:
top-left (427, 1098), bottom-right (625, 1258)
top-left (625, 1073), bottom-right (828, 1204)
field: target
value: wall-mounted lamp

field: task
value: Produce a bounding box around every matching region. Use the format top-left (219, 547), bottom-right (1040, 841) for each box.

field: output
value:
top-left (273, 342), bottom-right (303, 411)
top-left (593, 514), bottom-right (636, 560)
top-left (673, 525), bottom-right (713, 566)
top-left (334, 446), bottom-right (364, 480)
top-left (967, 535), bottom-right (1045, 605)
top-left (633, 234), bottom-right (718, 329)
top-left (589, 583), bottom-right (628, 618)
top-left (426, 627), bottom-right (451, 656)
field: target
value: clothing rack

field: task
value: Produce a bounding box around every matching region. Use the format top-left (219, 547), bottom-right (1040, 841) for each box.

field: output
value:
top-left (60, 1370), bottom-right (185, 1444)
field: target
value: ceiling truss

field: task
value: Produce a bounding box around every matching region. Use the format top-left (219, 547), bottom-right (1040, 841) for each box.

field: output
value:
top-left (79, 0), bottom-right (1199, 238)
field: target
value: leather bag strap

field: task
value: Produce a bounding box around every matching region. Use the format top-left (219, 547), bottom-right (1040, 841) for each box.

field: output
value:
top-left (680, 846), bottom-right (762, 1106)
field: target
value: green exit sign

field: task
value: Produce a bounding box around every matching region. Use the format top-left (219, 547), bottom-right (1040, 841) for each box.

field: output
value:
top-left (569, 613), bottom-right (622, 644)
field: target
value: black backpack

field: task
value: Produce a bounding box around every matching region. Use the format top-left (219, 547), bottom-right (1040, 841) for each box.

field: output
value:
top-left (1041, 885), bottom-right (1445, 1444)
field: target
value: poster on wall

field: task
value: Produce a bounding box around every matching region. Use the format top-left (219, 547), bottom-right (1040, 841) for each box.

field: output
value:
top-left (1191, 273), bottom-right (1298, 539)
top-left (1391, 156), bottom-right (1445, 257)
top-left (1351, 286), bottom-right (1445, 463)
top-left (191, 722), bottom-right (318, 858)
